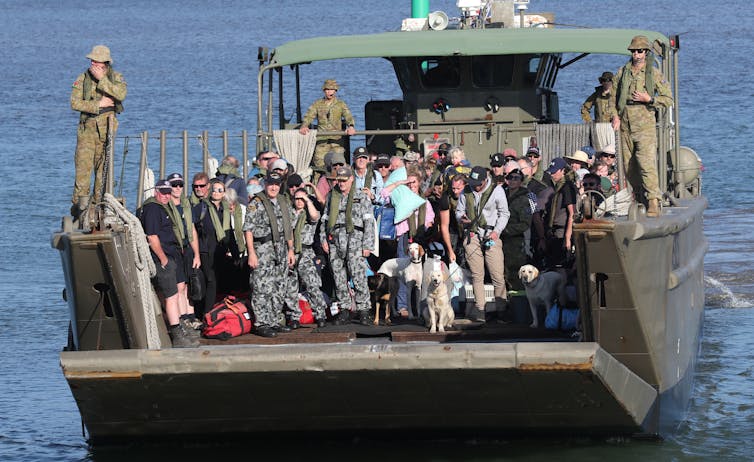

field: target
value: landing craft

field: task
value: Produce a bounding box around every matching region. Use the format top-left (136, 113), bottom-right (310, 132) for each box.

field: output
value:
top-left (54, 0), bottom-right (705, 444)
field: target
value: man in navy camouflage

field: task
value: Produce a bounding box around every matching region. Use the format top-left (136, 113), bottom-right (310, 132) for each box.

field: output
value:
top-left (243, 172), bottom-right (296, 337)
top-left (320, 165), bottom-right (375, 325)
top-left (611, 35), bottom-right (673, 217)
top-left (70, 45), bottom-right (127, 219)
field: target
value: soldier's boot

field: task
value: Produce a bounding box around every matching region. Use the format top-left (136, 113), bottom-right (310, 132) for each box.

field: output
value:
top-left (169, 324), bottom-right (200, 348)
top-left (647, 199), bottom-right (660, 218)
top-left (180, 318), bottom-right (202, 339)
top-left (71, 195), bottom-right (89, 221)
top-left (333, 309), bottom-right (351, 326)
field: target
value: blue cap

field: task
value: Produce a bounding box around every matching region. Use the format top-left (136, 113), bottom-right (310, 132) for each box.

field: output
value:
top-left (580, 146), bottom-right (596, 159)
top-left (545, 157), bottom-right (568, 174)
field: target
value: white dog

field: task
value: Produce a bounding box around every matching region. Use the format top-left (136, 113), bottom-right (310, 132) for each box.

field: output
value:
top-left (518, 264), bottom-right (567, 328)
top-left (376, 242), bottom-right (425, 318)
top-left (425, 269), bottom-right (454, 333)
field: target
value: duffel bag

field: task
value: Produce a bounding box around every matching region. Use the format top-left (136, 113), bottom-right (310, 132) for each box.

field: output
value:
top-left (202, 295), bottom-right (253, 340)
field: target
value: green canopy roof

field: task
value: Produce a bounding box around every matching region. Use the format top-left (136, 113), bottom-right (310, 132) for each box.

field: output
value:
top-left (268, 28), bottom-right (669, 67)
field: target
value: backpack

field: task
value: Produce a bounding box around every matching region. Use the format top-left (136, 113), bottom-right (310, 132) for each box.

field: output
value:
top-left (202, 295), bottom-right (253, 340)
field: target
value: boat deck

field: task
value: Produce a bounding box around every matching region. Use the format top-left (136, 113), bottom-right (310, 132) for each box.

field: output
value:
top-left (199, 319), bottom-right (576, 346)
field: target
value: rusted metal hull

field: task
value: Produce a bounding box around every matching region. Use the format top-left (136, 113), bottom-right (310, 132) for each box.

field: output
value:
top-left (61, 342), bottom-right (657, 443)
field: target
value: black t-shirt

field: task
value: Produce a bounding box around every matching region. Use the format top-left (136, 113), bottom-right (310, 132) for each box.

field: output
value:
top-left (141, 201), bottom-right (179, 259)
top-left (438, 191), bottom-right (460, 235)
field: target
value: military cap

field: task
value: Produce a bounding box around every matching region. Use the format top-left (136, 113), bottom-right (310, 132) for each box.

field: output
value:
top-left (322, 79), bottom-right (339, 90)
top-left (403, 151), bottom-right (420, 162)
top-left (265, 172), bottom-right (283, 185)
top-left (599, 71), bottom-right (614, 82)
top-left (167, 173), bottom-right (185, 185)
top-left (330, 151), bottom-right (347, 166)
top-left (155, 179), bottom-right (172, 194)
top-left (353, 146), bottom-right (369, 159)
top-left (490, 153), bottom-right (505, 167)
top-left (86, 45), bottom-right (112, 63)
top-left (628, 35), bottom-right (651, 51)
top-left (545, 157), bottom-right (568, 174)
top-left (467, 166), bottom-right (488, 188)
top-left (335, 165), bottom-right (353, 180)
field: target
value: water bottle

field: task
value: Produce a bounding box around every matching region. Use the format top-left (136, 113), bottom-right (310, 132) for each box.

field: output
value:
top-left (330, 301), bottom-right (340, 316)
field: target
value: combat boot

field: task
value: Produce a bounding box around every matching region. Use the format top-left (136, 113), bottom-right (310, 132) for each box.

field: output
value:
top-left (647, 199), bottom-right (660, 218)
top-left (356, 310), bottom-right (372, 326)
top-left (169, 324), bottom-right (200, 348)
top-left (332, 309), bottom-right (351, 326)
top-left (180, 318), bottom-right (201, 339)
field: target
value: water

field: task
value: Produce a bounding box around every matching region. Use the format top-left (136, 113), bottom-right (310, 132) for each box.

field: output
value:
top-left (1, 0), bottom-right (752, 460)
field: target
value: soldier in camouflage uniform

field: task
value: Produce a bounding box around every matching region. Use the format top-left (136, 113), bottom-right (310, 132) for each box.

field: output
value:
top-left (284, 188), bottom-right (328, 328)
top-left (611, 35), bottom-right (673, 217)
top-left (243, 172), bottom-right (296, 338)
top-left (320, 166), bottom-right (375, 325)
top-left (581, 71), bottom-right (617, 123)
top-left (70, 45), bottom-right (127, 216)
top-left (299, 79), bottom-right (356, 170)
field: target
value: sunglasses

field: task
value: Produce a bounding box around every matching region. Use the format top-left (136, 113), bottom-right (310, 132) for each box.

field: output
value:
top-left (526, 153), bottom-right (540, 158)
top-left (377, 164), bottom-right (390, 169)
top-left (583, 182), bottom-right (600, 188)
top-left (171, 182), bottom-right (184, 188)
top-left (602, 153), bottom-right (616, 158)
top-left (212, 188), bottom-right (225, 193)
top-left (332, 163), bottom-right (345, 167)
top-left (630, 49), bottom-right (647, 54)
top-left (192, 183), bottom-right (208, 189)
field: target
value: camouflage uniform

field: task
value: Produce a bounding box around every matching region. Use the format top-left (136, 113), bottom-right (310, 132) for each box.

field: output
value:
top-left (613, 62), bottom-right (673, 202)
top-left (502, 187), bottom-right (533, 291)
top-left (285, 209), bottom-right (327, 321)
top-left (70, 67), bottom-right (127, 204)
top-left (301, 98), bottom-right (355, 169)
top-left (580, 86), bottom-right (616, 123)
top-left (244, 194), bottom-right (294, 327)
top-left (320, 188), bottom-right (375, 313)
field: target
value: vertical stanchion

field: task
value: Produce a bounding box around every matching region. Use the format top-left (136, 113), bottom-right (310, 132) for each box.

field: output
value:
top-left (223, 130), bottom-right (229, 159)
top-left (202, 130), bottom-right (209, 174)
top-left (242, 130), bottom-right (249, 180)
top-left (137, 131), bottom-right (149, 207)
top-left (159, 130), bottom-right (166, 179)
top-left (182, 130), bottom-right (189, 182)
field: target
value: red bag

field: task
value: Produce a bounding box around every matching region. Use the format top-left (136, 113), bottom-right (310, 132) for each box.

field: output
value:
top-left (298, 294), bottom-right (314, 325)
top-left (202, 296), bottom-right (253, 340)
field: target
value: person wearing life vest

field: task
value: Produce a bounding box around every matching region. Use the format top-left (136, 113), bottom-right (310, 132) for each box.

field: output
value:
top-left (320, 165), bottom-right (375, 326)
top-left (456, 166), bottom-right (510, 323)
top-left (243, 172), bottom-right (296, 338)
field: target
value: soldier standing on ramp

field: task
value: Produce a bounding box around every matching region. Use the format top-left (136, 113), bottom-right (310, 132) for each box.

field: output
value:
top-left (611, 35), bottom-right (673, 217)
top-left (299, 79), bottom-right (356, 172)
top-left (70, 45), bottom-right (127, 219)
top-left (244, 172), bottom-right (296, 338)
top-left (320, 166), bottom-right (375, 326)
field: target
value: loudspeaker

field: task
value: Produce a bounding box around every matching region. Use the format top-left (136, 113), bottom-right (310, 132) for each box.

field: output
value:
top-left (428, 11), bottom-right (449, 31)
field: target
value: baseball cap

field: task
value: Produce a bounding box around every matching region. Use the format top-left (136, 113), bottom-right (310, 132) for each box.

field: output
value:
top-left (526, 146), bottom-right (541, 157)
top-left (489, 153), bottom-right (504, 167)
top-left (404, 151), bottom-right (420, 162)
top-left (467, 166), bottom-right (488, 188)
top-left (330, 151), bottom-right (347, 166)
top-left (353, 146), bottom-right (369, 159)
top-left (265, 172), bottom-right (283, 185)
top-left (155, 179), bottom-right (172, 193)
top-left (335, 165), bottom-right (353, 180)
top-left (375, 153), bottom-right (391, 166)
top-left (580, 146), bottom-right (596, 159)
top-left (545, 157), bottom-right (568, 174)
top-left (287, 173), bottom-right (303, 188)
top-left (270, 158), bottom-right (288, 172)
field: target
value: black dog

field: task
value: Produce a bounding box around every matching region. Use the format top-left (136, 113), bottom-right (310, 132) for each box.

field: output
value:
top-left (368, 273), bottom-right (398, 325)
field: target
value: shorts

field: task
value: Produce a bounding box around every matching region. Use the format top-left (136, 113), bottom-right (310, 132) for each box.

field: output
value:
top-left (175, 247), bottom-right (190, 284)
top-left (154, 258), bottom-right (178, 298)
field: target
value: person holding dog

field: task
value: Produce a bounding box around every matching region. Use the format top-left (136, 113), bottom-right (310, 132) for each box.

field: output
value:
top-left (320, 165), bottom-right (375, 326)
top-left (456, 166), bottom-right (510, 323)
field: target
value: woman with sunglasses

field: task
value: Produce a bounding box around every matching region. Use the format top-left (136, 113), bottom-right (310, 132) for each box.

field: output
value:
top-left (192, 178), bottom-right (229, 317)
top-left (502, 168), bottom-right (532, 292)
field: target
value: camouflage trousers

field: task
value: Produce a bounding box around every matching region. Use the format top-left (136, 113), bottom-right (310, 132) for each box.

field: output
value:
top-left (249, 241), bottom-right (287, 327)
top-left (285, 248), bottom-right (327, 321)
top-left (73, 115), bottom-right (117, 204)
top-left (327, 230), bottom-right (370, 312)
top-left (503, 236), bottom-right (527, 292)
top-left (620, 112), bottom-right (660, 202)
top-left (312, 140), bottom-right (345, 170)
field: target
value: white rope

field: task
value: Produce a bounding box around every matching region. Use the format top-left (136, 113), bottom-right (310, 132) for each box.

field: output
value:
top-left (207, 157), bottom-right (218, 179)
top-left (104, 193), bottom-right (162, 349)
top-left (592, 122), bottom-right (615, 152)
top-left (273, 129), bottom-right (317, 180)
top-left (143, 167), bottom-right (155, 199)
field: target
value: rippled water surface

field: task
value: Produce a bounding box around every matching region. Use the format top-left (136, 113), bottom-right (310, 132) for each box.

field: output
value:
top-left (1, 0), bottom-right (752, 460)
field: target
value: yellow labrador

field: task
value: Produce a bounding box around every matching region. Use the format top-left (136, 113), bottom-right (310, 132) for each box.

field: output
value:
top-left (426, 269), bottom-right (454, 333)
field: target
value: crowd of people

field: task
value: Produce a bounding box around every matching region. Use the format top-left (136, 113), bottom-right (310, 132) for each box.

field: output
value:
top-left (140, 141), bottom-right (619, 346)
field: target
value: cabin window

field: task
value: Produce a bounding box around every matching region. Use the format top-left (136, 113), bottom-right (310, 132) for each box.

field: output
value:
top-left (420, 57), bottom-right (461, 88)
top-left (472, 55), bottom-right (515, 87)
